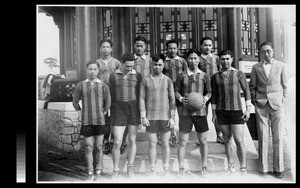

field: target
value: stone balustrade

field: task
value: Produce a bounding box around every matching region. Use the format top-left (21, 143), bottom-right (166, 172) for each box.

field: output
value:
top-left (38, 101), bottom-right (84, 152)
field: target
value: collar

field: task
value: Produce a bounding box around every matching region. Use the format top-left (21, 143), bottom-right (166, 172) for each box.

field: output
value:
top-left (115, 68), bottom-right (137, 75)
top-left (201, 53), bottom-right (213, 59)
top-left (150, 74), bottom-right (164, 80)
top-left (262, 59), bottom-right (274, 65)
top-left (97, 57), bottom-right (113, 62)
top-left (85, 78), bottom-right (101, 83)
top-left (165, 56), bottom-right (180, 61)
top-left (134, 54), bottom-right (146, 60)
top-left (187, 68), bottom-right (202, 76)
top-left (220, 67), bottom-right (236, 73)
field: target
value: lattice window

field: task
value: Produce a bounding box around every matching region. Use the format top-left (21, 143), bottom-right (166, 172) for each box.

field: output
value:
top-left (201, 8), bottom-right (218, 54)
top-left (133, 7), bottom-right (151, 55)
top-left (176, 8), bottom-right (193, 55)
top-left (240, 7), bottom-right (259, 57)
top-left (72, 8), bottom-right (77, 68)
top-left (103, 7), bottom-right (113, 39)
top-left (157, 7), bottom-right (194, 56)
top-left (279, 18), bottom-right (285, 60)
top-left (253, 9), bottom-right (259, 56)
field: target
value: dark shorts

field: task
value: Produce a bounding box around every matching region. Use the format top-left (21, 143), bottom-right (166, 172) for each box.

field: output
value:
top-left (146, 120), bottom-right (171, 133)
top-left (179, 115), bottom-right (209, 133)
top-left (216, 110), bottom-right (245, 125)
top-left (80, 124), bottom-right (109, 137)
top-left (112, 100), bottom-right (140, 126)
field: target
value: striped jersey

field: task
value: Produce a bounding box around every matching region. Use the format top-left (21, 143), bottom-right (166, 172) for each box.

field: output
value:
top-left (140, 74), bottom-right (176, 120)
top-left (133, 54), bottom-right (152, 78)
top-left (109, 69), bottom-right (142, 103)
top-left (175, 69), bottom-right (211, 116)
top-left (198, 53), bottom-right (220, 78)
top-left (96, 57), bottom-right (121, 84)
top-left (211, 67), bottom-right (251, 111)
top-left (72, 78), bottom-right (111, 125)
top-left (164, 56), bottom-right (188, 83)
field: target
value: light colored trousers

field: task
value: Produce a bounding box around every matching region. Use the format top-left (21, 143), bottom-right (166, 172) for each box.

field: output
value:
top-left (255, 102), bottom-right (284, 173)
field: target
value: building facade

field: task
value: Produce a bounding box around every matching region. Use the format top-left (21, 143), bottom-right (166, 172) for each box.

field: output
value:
top-left (37, 6), bottom-right (295, 178)
top-left (38, 6), bottom-right (295, 82)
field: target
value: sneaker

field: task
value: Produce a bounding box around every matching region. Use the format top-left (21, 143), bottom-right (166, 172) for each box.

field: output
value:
top-left (120, 142), bottom-right (127, 154)
top-left (86, 170), bottom-right (94, 181)
top-left (94, 169), bottom-right (102, 181)
top-left (150, 167), bottom-right (157, 176)
top-left (217, 133), bottom-right (225, 144)
top-left (274, 171), bottom-right (284, 179)
top-left (163, 166), bottom-right (171, 176)
top-left (111, 170), bottom-right (119, 179)
top-left (240, 167), bottom-right (247, 176)
top-left (200, 166), bottom-right (209, 177)
top-left (170, 135), bottom-right (177, 147)
top-left (225, 164), bottom-right (236, 175)
top-left (259, 171), bottom-right (268, 178)
top-left (127, 165), bottom-right (135, 178)
top-left (178, 167), bottom-right (185, 176)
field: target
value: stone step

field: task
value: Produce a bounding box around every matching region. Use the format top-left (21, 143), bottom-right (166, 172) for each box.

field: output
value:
top-left (134, 140), bottom-right (225, 155)
top-left (136, 129), bottom-right (217, 142)
top-left (135, 126), bottom-right (258, 157)
top-left (101, 152), bottom-right (258, 174)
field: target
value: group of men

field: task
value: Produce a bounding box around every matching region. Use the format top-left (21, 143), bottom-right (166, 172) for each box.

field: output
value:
top-left (72, 36), bottom-right (288, 181)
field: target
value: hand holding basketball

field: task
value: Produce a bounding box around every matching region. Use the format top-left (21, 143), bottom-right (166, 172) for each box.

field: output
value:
top-left (185, 92), bottom-right (204, 111)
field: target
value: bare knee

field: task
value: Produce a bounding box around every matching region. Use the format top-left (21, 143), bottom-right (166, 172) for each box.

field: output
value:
top-left (95, 145), bottom-right (103, 152)
top-left (128, 136), bottom-right (136, 145)
top-left (85, 145), bottom-right (93, 153)
top-left (148, 140), bottom-right (157, 149)
top-left (234, 137), bottom-right (244, 148)
top-left (198, 137), bottom-right (207, 146)
top-left (178, 139), bottom-right (188, 147)
top-left (113, 140), bottom-right (122, 149)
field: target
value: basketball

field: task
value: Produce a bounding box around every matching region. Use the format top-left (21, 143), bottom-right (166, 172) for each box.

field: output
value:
top-left (186, 92), bottom-right (204, 111)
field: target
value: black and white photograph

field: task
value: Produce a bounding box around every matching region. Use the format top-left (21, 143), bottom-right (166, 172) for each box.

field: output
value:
top-left (36, 4), bottom-right (295, 183)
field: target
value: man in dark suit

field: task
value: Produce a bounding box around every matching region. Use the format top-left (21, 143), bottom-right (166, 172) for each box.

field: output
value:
top-left (249, 41), bottom-right (288, 179)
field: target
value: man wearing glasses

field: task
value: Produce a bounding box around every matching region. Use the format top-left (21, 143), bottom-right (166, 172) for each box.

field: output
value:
top-left (249, 41), bottom-right (288, 179)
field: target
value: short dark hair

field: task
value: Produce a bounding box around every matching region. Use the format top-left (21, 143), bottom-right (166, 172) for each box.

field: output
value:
top-left (86, 60), bottom-right (99, 68)
top-left (166, 39), bottom-right (178, 48)
top-left (151, 53), bottom-right (165, 63)
top-left (121, 52), bottom-right (135, 63)
top-left (259, 41), bottom-right (274, 50)
top-left (186, 49), bottom-right (201, 58)
top-left (200, 37), bottom-right (213, 45)
top-left (99, 38), bottom-right (113, 47)
top-left (218, 49), bottom-right (234, 58)
top-left (134, 36), bottom-right (148, 45)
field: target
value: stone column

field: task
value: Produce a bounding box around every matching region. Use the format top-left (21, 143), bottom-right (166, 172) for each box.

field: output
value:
top-left (75, 7), bottom-right (98, 81)
top-left (227, 8), bottom-right (241, 68)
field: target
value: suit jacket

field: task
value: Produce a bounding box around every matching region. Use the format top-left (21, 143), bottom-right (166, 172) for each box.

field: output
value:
top-left (249, 59), bottom-right (288, 110)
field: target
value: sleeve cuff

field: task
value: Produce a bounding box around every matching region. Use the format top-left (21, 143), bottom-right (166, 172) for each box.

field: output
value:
top-left (211, 104), bottom-right (217, 110)
top-left (140, 111), bottom-right (146, 118)
top-left (245, 100), bottom-right (252, 107)
top-left (170, 109), bottom-right (176, 118)
top-left (179, 96), bottom-right (184, 103)
top-left (204, 96), bottom-right (209, 102)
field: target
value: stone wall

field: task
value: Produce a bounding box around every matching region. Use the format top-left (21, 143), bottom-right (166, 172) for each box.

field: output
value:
top-left (38, 101), bottom-right (84, 152)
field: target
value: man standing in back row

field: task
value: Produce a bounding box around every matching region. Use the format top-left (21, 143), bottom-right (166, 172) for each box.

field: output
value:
top-left (198, 37), bottom-right (224, 144)
top-left (96, 38), bottom-right (121, 155)
top-left (163, 39), bottom-right (188, 147)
